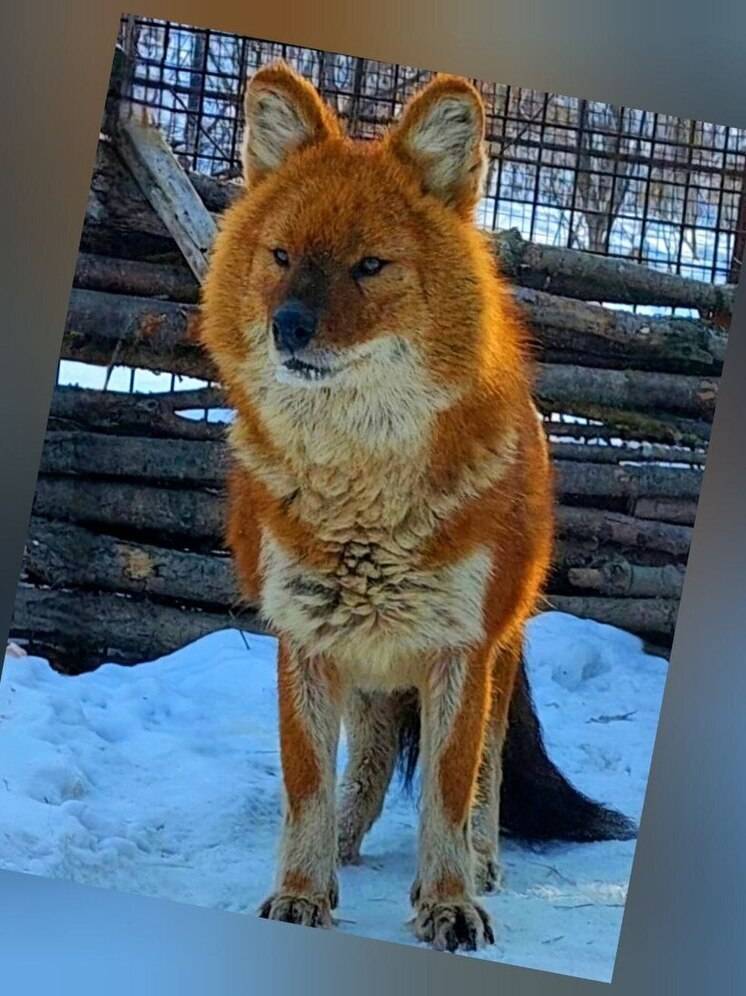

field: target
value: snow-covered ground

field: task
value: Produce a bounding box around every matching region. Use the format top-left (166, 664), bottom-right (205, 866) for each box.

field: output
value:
top-left (0, 611), bottom-right (667, 982)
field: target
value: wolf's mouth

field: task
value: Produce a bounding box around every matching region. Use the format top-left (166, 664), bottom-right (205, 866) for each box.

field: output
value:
top-left (281, 356), bottom-right (337, 382)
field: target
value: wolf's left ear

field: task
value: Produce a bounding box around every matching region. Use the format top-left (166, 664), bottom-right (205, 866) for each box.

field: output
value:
top-left (242, 61), bottom-right (341, 185)
top-left (386, 76), bottom-right (486, 217)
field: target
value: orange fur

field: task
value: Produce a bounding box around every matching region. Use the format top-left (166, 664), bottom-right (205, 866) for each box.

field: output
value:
top-left (276, 639), bottom-right (320, 814)
top-left (438, 641), bottom-right (493, 826)
top-left (281, 870), bottom-right (313, 894)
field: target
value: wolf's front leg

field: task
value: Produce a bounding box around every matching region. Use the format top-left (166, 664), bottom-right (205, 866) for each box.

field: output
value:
top-left (411, 645), bottom-right (495, 952)
top-left (259, 639), bottom-right (341, 928)
top-left (470, 637), bottom-right (522, 895)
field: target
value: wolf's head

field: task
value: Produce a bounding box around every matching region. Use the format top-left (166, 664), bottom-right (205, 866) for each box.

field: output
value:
top-left (202, 62), bottom-right (526, 431)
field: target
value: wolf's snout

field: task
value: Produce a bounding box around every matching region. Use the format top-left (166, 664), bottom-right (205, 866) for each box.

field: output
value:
top-left (272, 299), bottom-right (318, 353)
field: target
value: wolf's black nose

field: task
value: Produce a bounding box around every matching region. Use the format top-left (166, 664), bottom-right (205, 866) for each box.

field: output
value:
top-left (272, 299), bottom-right (317, 353)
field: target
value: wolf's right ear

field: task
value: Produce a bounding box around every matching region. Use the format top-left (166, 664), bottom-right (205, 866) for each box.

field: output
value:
top-left (241, 62), bottom-right (341, 186)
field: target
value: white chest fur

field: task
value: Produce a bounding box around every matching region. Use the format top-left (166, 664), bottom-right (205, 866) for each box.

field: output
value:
top-left (236, 338), bottom-right (511, 687)
top-left (259, 523), bottom-right (493, 689)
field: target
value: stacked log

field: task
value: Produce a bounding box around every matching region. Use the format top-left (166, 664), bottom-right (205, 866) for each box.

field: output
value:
top-left (9, 125), bottom-right (733, 671)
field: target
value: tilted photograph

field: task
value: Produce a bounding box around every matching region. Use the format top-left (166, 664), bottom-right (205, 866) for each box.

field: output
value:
top-left (0, 14), bottom-right (741, 982)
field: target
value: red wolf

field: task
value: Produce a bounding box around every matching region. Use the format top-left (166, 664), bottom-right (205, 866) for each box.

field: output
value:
top-left (200, 62), bottom-right (634, 953)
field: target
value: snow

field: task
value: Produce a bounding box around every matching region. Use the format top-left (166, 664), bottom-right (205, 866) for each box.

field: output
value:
top-left (0, 611), bottom-right (667, 982)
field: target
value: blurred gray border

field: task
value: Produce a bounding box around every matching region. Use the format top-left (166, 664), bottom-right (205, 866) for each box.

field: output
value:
top-left (1, 2), bottom-right (745, 992)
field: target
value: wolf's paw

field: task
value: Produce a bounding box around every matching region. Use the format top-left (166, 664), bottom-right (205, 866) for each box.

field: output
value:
top-left (412, 899), bottom-right (495, 952)
top-left (258, 893), bottom-right (334, 928)
top-left (474, 855), bottom-right (503, 895)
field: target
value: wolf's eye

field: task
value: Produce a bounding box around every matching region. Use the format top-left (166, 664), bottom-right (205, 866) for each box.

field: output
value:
top-left (272, 248), bottom-right (290, 267)
top-left (353, 256), bottom-right (388, 278)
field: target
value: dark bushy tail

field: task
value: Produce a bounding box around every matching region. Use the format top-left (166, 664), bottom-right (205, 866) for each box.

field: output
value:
top-left (396, 656), bottom-right (637, 843)
top-left (500, 655), bottom-right (636, 842)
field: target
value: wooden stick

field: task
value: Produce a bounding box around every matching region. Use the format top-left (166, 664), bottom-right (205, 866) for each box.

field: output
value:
top-left (49, 385), bottom-right (227, 441)
top-left (543, 594), bottom-right (680, 636)
top-left (633, 497), bottom-right (699, 525)
top-left (114, 103), bottom-right (217, 281)
top-left (24, 517), bottom-right (239, 607)
top-left (537, 363), bottom-right (718, 420)
top-left (517, 286), bottom-right (727, 375)
top-left (567, 560), bottom-right (686, 598)
top-left (11, 584), bottom-right (265, 672)
top-left (33, 477), bottom-right (225, 547)
top-left (74, 252), bottom-right (199, 302)
top-left (554, 505), bottom-right (692, 557)
top-left (495, 228), bottom-right (736, 316)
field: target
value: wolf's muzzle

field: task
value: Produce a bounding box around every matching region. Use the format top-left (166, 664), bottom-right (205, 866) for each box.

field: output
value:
top-left (272, 298), bottom-right (318, 354)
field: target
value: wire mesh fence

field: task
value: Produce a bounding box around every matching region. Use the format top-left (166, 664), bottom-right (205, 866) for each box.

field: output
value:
top-left (117, 14), bottom-right (746, 287)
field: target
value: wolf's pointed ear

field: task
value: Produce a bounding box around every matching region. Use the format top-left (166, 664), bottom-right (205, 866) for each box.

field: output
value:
top-left (241, 61), bottom-right (341, 185)
top-left (386, 75), bottom-right (487, 217)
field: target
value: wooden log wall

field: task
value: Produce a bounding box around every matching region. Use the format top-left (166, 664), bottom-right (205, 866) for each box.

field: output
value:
top-left (9, 108), bottom-right (734, 671)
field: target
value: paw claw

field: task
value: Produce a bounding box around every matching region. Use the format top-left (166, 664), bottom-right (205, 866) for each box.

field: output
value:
top-left (257, 894), bottom-right (334, 929)
top-left (413, 899), bottom-right (495, 952)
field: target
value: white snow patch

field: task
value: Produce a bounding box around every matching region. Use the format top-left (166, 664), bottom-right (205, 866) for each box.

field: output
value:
top-left (0, 611), bottom-right (667, 982)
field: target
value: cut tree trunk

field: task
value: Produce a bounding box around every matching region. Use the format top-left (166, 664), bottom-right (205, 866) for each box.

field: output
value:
top-left (36, 432), bottom-right (196, 491)
top-left (24, 517), bottom-right (239, 607)
top-left (554, 505), bottom-right (693, 558)
top-left (544, 594), bottom-right (680, 636)
top-left (633, 497), bottom-right (699, 525)
top-left (33, 477), bottom-right (226, 547)
top-left (49, 385), bottom-right (228, 441)
top-left (40, 431), bottom-right (229, 487)
top-left (30, 480), bottom-right (691, 575)
top-left (549, 439), bottom-right (707, 466)
top-left (494, 228), bottom-right (736, 316)
top-left (536, 363), bottom-right (718, 420)
top-left (23, 512), bottom-right (682, 606)
top-left (10, 584), bottom-right (264, 673)
top-left (544, 417), bottom-right (711, 448)
top-left (74, 252), bottom-right (199, 302)
top-left (63, 288), bottom-right (212, 379)
top-left (60, 290), bottom-right (720, 420)
top-left (567, 559), bottom-right (686, 597)
top-left (551, 537), bottom-right (677, 573)
top-left (517, 286), bottom-right (727, 375)
top-left (63, 275), bottom-right (727, 378)
top-left (554, 460), bottom-right (703, 500)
